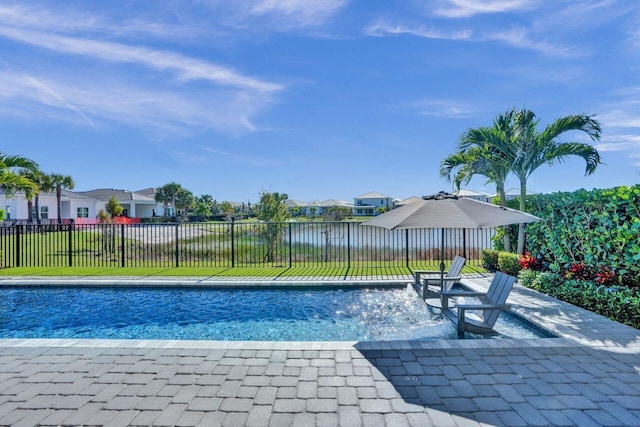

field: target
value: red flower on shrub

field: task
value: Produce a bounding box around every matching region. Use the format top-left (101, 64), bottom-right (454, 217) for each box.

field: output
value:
top-left (519, 252), bottom-right (538, 270)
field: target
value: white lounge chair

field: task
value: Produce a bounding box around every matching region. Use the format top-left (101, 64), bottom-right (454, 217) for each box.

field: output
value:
top-left (440, 271), bottom-right (516, 338)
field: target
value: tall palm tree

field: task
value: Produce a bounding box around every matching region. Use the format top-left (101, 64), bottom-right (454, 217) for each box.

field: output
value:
top-left (31, 171), bottom-right (53, 224)
top-left (0, 152), bottom-right (39, 196)
top-left (441, 132), bottom-right (513, 251)
top-left (50, 173), bottom-right (75, 223)
top-left (158, 182), bottom-right (182, 217)
top-left (154, 187), bottom-right (169, 217)
top-left (460, 108), bottom-right (602, 253)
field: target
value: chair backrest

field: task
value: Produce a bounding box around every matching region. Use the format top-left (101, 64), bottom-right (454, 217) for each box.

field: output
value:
top-left (446, 256), bottom-right (466, 279)
top-left (482, 272), bottom-right (516, 326)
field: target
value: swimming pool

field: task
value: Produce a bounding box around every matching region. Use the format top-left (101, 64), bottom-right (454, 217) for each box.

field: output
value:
top-left (0, 285), bottom-right (550, 341)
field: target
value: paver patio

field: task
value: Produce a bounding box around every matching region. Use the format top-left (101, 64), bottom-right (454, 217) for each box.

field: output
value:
top-left (0, 275), bottom-right (638, 426)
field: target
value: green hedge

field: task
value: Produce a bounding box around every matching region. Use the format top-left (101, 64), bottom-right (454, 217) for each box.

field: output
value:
top-left (482, 250), bottom-right (521, 276)
top-left (519, 269), bottom-right (640, 329)
top-left (524, 186), bottom-right (640, 285)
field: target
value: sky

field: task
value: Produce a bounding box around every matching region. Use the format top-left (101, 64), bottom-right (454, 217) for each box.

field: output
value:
top-left (1, 0), bottom-right (639, 204)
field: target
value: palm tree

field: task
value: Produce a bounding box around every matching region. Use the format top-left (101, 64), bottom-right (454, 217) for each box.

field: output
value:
top-left (175, 189), bottom-right (195, 218)
top-left (460, 108), bottom-right (602, 253)
top-left (0, 152), bottom-right (39, 196)
top-left (156, 182), bottom-right (182, 218)
top-left (50, 173), bottom-right (75, 223)
top-left (32, 172), bottom-right (53, 224)
top-left (154, 187), bottom-right (169, 218)
top-left (441, 126), bottom-right (513, 251)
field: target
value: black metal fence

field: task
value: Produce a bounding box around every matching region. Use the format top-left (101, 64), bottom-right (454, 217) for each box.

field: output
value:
top-left (0, 222), bottom-right (494, 269)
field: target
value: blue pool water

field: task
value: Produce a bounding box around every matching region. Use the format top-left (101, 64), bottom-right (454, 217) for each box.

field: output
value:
top-left (0, 286), bottom-right (549, 341)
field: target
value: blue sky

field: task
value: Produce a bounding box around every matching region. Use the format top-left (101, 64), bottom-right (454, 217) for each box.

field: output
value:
top-left (1, 0), bottom-right (639, 203)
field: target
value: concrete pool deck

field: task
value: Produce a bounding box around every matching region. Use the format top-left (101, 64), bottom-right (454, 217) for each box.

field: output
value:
top-left (0, 275), bottom-right (638, 426)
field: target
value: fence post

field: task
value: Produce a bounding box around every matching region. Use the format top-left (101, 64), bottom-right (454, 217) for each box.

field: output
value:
top-left (120, 224), bottom-right (125, 268)
top-left (347, 222), bottom-right (351, 268)
top-left (230, 219), bottom-right (235, 267)
top-left (462, 229), bottom-right (467, 259)
top-left (15, 225), bottom-right (21, 268)
top-left (175, 223), bottom-right (179, 268)
top-left (288, 222), bottom-right (292, 269)
top-left (405, 229), bottom-right (409, 269)
top-left (68, 224), bottom-right (73, 267)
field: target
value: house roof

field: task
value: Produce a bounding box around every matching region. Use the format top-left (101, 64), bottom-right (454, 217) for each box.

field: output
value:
top-left (79, 189), bottom-right (156, 203)
top-left (354, 191), bottom-right (392, 199)
top-left (135, 187), bottom-right (157, 198)
top-left (455, 189), bottom-right (490, 198)
top-left (61, 189), bottom-right (101, 201)
top-left (318, 199), bottom-right (353, 208)
top-left (285, 199), bottom-right (305, 208)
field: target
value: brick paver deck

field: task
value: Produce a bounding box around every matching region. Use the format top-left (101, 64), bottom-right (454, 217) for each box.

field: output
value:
top-left (0, 275), bottom-right (638, 426)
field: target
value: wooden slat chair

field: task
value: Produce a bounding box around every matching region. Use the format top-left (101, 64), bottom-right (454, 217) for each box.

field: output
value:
top-left (440, 271), bottom-right (516, 338)
top-left (414, 256), bottom-right (466, 300)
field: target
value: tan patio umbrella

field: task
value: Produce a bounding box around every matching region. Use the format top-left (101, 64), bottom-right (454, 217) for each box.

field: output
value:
top-left (361, 191), bottom-right (542, 274)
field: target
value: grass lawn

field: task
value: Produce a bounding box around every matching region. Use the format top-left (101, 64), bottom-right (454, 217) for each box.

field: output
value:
top-left (0, 264), bottom-right (487, 278)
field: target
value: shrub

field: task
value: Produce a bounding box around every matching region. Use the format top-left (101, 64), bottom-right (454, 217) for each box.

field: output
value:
top-left (564, 262), bottom-right (594, 281)
top-left (498, 252), bottom-right (521, 276)
top-left (482, 249), bottom-right (500, 271)
top-left (518, 252), bottom-right (539, 270)
top-left (518, 270), bottom-right (640, 330)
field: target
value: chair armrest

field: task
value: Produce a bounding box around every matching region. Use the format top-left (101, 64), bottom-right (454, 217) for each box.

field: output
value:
top-left (456, 303), bottom-right (511, 311)
top-left (440, 290), bottom-right (486, 297)
top-left (424, 276), bottom-right (461, 284)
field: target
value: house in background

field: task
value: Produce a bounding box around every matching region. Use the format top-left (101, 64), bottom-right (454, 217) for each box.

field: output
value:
top-left (78, 189), bottom-right (157, 219)
top-left (0, 189), bottom-right (104, 223)
top-left (393, 196), bottom-right (421, 208)
top-left (352, 191), bottom-right (393, 216)
top-left (454, 189), bottom-right (490, 202)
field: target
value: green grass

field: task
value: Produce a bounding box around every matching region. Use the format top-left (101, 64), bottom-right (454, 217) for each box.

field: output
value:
top-left (0, 264), bottom-right (486, 278)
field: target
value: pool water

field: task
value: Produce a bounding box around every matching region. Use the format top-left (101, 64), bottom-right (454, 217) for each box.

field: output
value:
top-left (0, 286), bottom-right (549, 341)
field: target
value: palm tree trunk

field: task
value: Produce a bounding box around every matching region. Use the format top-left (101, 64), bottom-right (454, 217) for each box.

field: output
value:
top-left (56, 186), bottom-right (62, 224)
top-left (497, 186), bottom-right (512, 252)
top-left (34, 194), bottom-right (41, 225)
top-left (27, 200), bottom-right (33, 223)
top-left (517, 181), bottom-right (527, 254)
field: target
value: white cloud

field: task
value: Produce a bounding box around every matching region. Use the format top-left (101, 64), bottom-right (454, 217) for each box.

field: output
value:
top-left (484, 27), bottom-right (582, 58)
top-left (0, 71), bottom-right (270, 135)
top-left (365, 21), bottom-right (472, 40)
top-left (0, 26), bottom-right (281, 93)
top-left (600, 110), bottom-right (640, 129)
top-left (431, 0), bottom-right (539, 18)
top-left (201, 0), bottom-right (347, 32)
top-left (595, 135), bottom-right (640, 152)
top-left (411, 99), bottom-right (476, 118)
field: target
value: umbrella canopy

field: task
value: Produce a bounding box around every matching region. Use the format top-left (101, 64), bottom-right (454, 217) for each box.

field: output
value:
top-left (362, 191), bottom-right (541, 230)
top-left (361, 191), bottom-right (542, 279)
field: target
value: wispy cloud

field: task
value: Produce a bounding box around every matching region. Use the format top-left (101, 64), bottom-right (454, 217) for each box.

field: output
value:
top-left (201, 147), bottom-right (282, 167)
top-left (431, 0), bottom-right (539, 18)
top-left (365, 21), bottom-right (472, 40)
top-left (0, 26), bottom-right (281, 93)
top-left (0, 70), bottom-right (270, 135)
top-left (201, 0), bottom-right (347, 32)
top-left (484, 27), bottom-right (583, 58)
top-left (600, 110), bottom-right (640, 128)
top-left (410, 99), bottom-right (477, 118)
top-left (595, 135), bottom-right (640, 152)
top-left (0, 3), bottom-right (284, 135)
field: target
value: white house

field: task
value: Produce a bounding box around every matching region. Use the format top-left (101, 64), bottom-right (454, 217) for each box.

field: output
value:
top-left (0, 189), bottom-right (104, 223)
top-left (455, 189), bottom-right (490, 202)
top-left (352, 191), bottom-right (393, 216)
top-left (79, 189), bottom-right (158, 218)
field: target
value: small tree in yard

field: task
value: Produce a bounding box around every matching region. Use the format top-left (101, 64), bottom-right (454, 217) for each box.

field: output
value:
top-left (99, 196), bottom-right (123, 254)
top-left (321, 206), bottom-right (351, 262)
top-left (255, 192), bottom-right (290, 263)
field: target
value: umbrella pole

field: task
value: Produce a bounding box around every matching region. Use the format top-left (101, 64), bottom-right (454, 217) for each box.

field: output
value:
top-left (440, 228), bottom-right (445, 279)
